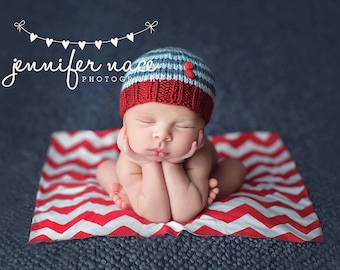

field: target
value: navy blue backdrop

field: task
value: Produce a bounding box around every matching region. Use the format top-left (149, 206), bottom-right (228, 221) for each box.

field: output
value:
top-left (0, 1), bottom-right (339, 269)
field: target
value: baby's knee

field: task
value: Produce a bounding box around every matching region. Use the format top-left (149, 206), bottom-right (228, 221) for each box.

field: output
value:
top-left (232, 158), bottom-right (246, 172)
top-left (96, 159), bottom-right (117, 180)
top-left (221, 158), bottom-right (246, 185)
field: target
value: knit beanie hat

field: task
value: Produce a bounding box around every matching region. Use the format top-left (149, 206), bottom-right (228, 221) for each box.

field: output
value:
top-left (120, 47), bottom-right (215, 124)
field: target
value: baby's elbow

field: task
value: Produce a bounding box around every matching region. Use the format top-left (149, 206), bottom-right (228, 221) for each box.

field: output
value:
top-left (152, 213), bottom-right (172, 223)
top-left (172, 212), bottom-right (196, 224)
top-left (171, 206), bottom-right (203, 224)
top-left (137, 207), bottom-right (172, 223)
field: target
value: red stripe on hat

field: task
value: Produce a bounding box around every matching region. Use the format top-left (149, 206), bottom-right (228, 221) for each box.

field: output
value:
top-left (120, 80), bottom-right (214, 124)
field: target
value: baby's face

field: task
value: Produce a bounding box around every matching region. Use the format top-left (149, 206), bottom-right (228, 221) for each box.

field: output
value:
top-left (123, 102), bottom-right (205, 162)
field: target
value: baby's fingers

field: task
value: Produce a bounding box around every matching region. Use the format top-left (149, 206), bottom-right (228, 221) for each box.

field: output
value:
top-left (117, 126), bottom-right (128, 151)
top-left (197, 129), bottom-right (205, 150)
top-left (185, 141), bottom-right (198, 159)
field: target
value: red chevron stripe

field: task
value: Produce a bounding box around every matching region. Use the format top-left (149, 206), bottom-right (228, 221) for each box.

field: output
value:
top-left (231, 227), bottom-right (266, 238)
top-left (218, 196), bottom-right (315, 218)
top-left (244, 179), bottom-right (304, 188)
top-left (108, 226), bottom-right (141, 237)
top-left (45, 156), bottom-right (102, 170)
top-left (217, 146), bottom-right (288, 162)
top-left (41, 170), bottom-right (95, 181)
top-left (29, 234), bottom-right (52, 244)
top-left (51, 138), bottom-right (119, 155)
top-left (192, 225), bottom-right (225, 236)
top-left (235, 186), bottom-right (308, 203)
top-left (36, 186), bottom-right (107, 207)
top-left (211, 133), bottom-right (280, 148)
top-left (246, 168), bottom-right (300, 182)
top-left (271, 232), bottom-right (307, 242)
top-left (245, 158), bottom-right (294, 173)
top-left (38, 182), bottom-right (97, 193)
top-left (72, 231), bottom-right (93, 239)
top-left (34, 197), bottom-right (114, 215)
top-left (240, 146), bottom-right (287, 161)
top-left (63, 129), bottom-right (119, 138)
top-left (311, 235), bottom-right (324, 242)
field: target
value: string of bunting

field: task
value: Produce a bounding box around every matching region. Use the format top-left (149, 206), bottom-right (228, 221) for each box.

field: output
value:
top-left (13, 20), bottom-right (158, 50)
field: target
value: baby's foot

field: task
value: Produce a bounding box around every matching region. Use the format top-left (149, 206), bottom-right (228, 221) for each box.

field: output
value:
top-left (207, 178), bottom-right (219, 206)
top-left (109, 183), bottom-right (131, 210)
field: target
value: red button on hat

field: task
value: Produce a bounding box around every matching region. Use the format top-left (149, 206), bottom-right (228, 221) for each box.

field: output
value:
top-left (185, 69), bottom-right (195, 79)
top-left (184, 61), bottom-right (194, 69)
top-left (184, 61), bottom-right (195, 78)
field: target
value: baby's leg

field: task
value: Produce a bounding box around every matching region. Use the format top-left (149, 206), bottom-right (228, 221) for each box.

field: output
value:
top-left (211, 158), bottom-right (246, 199)
top-left (96, 160), bottom-right (130, 209)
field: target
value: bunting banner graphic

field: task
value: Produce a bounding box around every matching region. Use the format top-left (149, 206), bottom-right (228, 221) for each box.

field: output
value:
top-left (29, 129), bottom-right (323, 243)
top-left (13, 20), bottom-right (158, 50)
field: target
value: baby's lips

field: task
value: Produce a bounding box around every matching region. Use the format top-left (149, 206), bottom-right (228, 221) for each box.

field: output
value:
top-left (148, 148), bottom-right (169, 157)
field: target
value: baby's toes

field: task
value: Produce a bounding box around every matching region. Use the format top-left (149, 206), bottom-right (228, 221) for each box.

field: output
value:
top-left (110, 182), bottom-right (121, 193)
top-left (120, 201), bottom-right (130, 210)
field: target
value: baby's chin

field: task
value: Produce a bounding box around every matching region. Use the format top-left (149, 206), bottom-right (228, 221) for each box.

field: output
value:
top-left (146, 156), bottom-right (168, 162)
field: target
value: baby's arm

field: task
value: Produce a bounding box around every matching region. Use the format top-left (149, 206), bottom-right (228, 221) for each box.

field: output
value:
top-left (162, 144), bottom-right (212, 223)
top-left (117, 130), bottom-right (171, 223)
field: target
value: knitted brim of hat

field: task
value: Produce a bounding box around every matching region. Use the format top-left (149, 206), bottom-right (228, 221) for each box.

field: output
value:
top-left (119, 47), bottom-right (215, 124)
top-left (120, 79), bottom-right (214, 124)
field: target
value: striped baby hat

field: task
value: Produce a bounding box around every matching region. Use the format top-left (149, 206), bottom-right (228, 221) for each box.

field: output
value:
top-left (120, 47), bottom-right (215, 124)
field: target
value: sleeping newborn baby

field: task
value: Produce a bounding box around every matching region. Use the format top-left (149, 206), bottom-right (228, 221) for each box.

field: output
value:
top-left (96, 47), bottom-right (246, 223)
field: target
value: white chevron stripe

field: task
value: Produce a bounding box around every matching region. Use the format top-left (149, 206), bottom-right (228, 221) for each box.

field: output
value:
top-left (33, 202), bottom-right (119, 222)
top-left (250, 173), bottom-right (302, 184)
top-left (37, 182), bottom-right (103, 200)
top-left (220, 132), bottom-right (272, 142)
top-left (246, 161), bottom-right (297, 180)
top-left (36, 191), bottom-right (109, 210)
top-left (251, 132), bottom-right (272, 141)
top-left (209, 132), bottom-right (242, 140)
top-left (217, 192), bottom-right (311, 210)
top-left (241, 182), bottom-right (305, 195)
top-left (39, 175), bottom-right (97, 189)
top-left (242, 151), bottom-right (290, 167)
top-left (214, 139), bottom-right (282, 158)
top-left (42, 163), bottom-right (96, 176)
top-left (47, 145), bottom-right (119, 165)
top-left (53, 130), bottom-right (119, 149)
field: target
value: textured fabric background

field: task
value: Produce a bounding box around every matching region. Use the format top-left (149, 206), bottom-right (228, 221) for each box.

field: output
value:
top-left (0, 1), bottom-right (339, 269)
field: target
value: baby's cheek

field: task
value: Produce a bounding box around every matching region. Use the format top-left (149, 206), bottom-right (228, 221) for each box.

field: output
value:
top-left (174, 136), bottom-right (195, 152)
top-left (129, 138), bottom-right (141, 151)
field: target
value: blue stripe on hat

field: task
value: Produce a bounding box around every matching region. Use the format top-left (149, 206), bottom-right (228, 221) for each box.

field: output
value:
top-left (122, 47), bottom-right (216, 99)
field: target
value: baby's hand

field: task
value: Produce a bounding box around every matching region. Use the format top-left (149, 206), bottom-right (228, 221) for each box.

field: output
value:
top-left (166, 129), bottom-right (205, 164)
top-left (118, 126), bottom-right (151, 166)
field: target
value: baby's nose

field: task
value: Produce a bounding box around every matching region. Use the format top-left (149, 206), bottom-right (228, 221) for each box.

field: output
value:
top-left (153, 128), bottom-right (172, 142)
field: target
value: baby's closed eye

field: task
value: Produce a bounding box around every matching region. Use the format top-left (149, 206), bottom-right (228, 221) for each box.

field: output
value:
top-left (137, 117), bottom-right (155, 125)
top-left (175, 122), bottom-right (195, 129)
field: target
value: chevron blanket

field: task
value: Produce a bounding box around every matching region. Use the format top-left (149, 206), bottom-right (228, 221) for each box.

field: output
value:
top-left (29, 129), bottom-right (323, 243)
